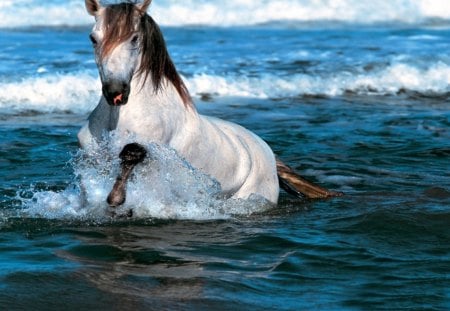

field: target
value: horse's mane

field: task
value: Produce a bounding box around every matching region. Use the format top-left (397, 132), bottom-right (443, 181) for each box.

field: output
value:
top-left (101, 3), bottom-right (192, 107)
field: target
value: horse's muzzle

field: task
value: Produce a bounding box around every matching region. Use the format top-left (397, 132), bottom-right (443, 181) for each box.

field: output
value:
top-left (102, 81), bottom-right (130, 106)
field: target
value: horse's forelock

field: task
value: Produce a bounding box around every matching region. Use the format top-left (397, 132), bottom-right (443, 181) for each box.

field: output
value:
top-left (100, 3), bottom-right (140, 59)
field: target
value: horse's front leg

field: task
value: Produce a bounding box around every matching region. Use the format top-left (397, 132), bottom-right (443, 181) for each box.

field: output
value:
top-left (107, 143), bottom-right (147, 209)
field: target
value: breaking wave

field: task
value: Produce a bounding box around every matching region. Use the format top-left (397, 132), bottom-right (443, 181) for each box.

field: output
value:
top-left (186, 62), bottom-right (450, 98)
top-left (0, 71), bottom-right (100, 114)
top-left (1, 0), bottom-right (450, 28)
top-left (1, 62), bottom-right (450, 114)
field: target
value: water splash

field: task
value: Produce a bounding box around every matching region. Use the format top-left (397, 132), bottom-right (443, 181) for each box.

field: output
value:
top-left (20, 133), bottom-right (271, 221)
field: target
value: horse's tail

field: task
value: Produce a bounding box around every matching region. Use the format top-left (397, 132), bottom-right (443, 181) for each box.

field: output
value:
top-left (276, 159), bottom-right (343, 199)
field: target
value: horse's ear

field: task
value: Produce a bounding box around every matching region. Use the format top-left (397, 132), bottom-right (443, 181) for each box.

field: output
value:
top-left (137, 0), bottom-right (152, 12)
top-left (85, 0), bottom-right (101, 16)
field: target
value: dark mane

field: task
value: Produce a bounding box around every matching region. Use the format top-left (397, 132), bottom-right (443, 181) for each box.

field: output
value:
top-left (138, 14), bottom-right (192, 107)
top-left (102, 2), bottom-right (192, 107)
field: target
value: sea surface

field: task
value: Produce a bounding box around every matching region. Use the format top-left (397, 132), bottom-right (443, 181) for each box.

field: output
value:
top-left (1, 0), bottom-right (450, 310)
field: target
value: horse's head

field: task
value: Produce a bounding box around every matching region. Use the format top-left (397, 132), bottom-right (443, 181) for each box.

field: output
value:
top-left (85, 0), bottom-right (191, 107)
top-left (85, 0), bottom-right (152, 106)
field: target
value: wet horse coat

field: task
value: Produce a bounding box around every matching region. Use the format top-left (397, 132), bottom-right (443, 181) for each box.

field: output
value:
top-left (79, 0), bottom-right (340, 208)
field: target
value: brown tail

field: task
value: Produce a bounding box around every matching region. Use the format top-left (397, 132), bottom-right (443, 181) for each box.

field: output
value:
top-left (276, 159), bottom-right (344, 199)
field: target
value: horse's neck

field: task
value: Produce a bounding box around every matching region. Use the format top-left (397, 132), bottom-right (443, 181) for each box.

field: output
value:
top-left (114, 75), bottom-right (198, 146)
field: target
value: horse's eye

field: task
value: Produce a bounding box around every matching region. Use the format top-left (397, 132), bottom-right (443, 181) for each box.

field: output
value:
top-left (131, 35), bottom-right (139, 45)
top-left (89, 34), bottom-right (98, 46)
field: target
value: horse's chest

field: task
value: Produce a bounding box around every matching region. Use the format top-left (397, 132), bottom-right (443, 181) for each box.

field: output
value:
top-left (114, 107), bottom-right (168, 143)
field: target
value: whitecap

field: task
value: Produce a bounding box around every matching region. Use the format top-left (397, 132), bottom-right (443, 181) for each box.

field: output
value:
top-left (186, 62), bottom-right (450, 98)
top-left (0, 71), bottom-right (100, 114)
top-left (2, 62), bottom-right (450, 115)
top-left (2, 0), bottom-right (450, 28)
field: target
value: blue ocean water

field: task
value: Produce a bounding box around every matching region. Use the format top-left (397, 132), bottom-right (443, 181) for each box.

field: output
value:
top-left (0, 0), bottom-right (450, 309)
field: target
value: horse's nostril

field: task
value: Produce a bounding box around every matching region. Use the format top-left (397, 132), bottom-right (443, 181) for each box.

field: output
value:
top-left (113, 93), bottom-right (123, 105)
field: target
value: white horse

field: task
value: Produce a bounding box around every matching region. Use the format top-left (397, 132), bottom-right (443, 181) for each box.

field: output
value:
top-left (78, 0), bottom-right (341, 209)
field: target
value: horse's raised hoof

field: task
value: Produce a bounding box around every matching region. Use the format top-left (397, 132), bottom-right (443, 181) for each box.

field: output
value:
top-left (119, 143), bottom-right (147, 166)
top-left (107, 143), bottom-right (148, 208)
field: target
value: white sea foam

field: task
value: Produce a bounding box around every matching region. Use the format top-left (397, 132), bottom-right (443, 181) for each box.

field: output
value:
top-left (0, 71), bottom-right (100, 114)
top-left (2, 62), bottom-right (450, 114)
top-left (0, 0), bottom-right (91, 28)
top-left (187, 62), bottom-right (450, 98)
top-left (1, 0), bottom-right (450, 28)
top-left (152, 0), bottom-right (450, 27)
top-left (22, 134), bottom-right (270, 220)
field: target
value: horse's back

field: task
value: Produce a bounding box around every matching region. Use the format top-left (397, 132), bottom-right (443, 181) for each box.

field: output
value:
top-left (199, 115), bottom-right (279, 203)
